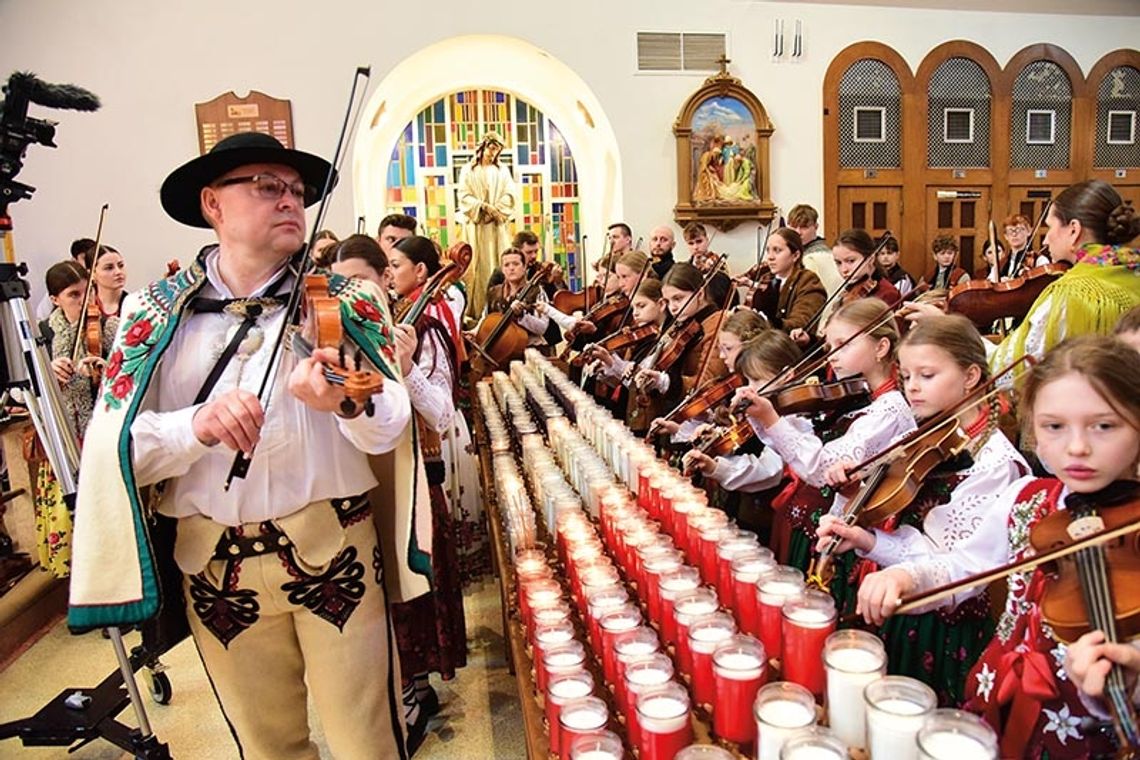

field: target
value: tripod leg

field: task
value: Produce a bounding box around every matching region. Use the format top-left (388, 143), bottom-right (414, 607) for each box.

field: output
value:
top-left (107, 627), bottom-right (157, 739)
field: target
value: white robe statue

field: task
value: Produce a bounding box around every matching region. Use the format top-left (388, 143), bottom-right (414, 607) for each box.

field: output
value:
top-left (457, 133), bottom-right (516, 317)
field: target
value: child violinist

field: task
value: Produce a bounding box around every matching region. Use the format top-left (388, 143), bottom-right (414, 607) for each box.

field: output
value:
top-left (681, 329), bottom-right (801, 536)
top-left (748, 227), bottom-right (826, 348)
top-left (632, 261), bottom-right (725, 410)
top-left (815, 313), bottom-right (1029, 705)
top-left (928, 234), bottom-right (971, 291)
top-left (876, 235), bottom-right (916, 298)
top-left (732, 298), bottom-right (916, 590)
top-left (647, 307), bottom-right (766, 445)
top-left (588, 277), bottom-right (667, 432)
top-left (958, 336), bottom-right (1140, 758)
top-left (832, 229), bottom-right (902, 307)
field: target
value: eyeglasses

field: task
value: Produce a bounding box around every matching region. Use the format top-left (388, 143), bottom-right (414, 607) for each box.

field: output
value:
top-left (215, 173), bottom-right (318, 205)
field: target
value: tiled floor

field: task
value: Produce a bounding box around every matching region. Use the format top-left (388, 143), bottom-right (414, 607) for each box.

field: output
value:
top-left (0, 577), bottom-right (525, 759)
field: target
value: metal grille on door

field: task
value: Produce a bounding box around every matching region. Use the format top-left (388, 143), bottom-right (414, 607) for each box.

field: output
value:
top-left (1095, 66), bottom-right (1140, 169)
top-left (927, 57), bottom-right (991, 168)
top-left (839, 59), bottom-right (902, 169)
top-left (1011, 60), bottom-right (1072, 169)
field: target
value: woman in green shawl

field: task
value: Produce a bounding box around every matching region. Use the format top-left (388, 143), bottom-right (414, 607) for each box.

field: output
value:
top-left (906, 180), bottom-right (1140, 369)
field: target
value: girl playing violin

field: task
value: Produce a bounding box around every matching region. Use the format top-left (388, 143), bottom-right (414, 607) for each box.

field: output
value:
top-left (539, 251), bottom-right (634, 340)
top-left (31, 261), bottom-right (119, 578)
top-left (732, 298), bottom-right (916, 592)
top-left (978, 238), bottom-right (1008, 281)
top-left (633, 262), bottom-right (725, 409)
top-left (384, 235), bottom-right (469, 743)
top-left (959, 335), bottom-right (1140, 758)
top-left (41, 261), bottom-right (119, 436)
top-left (748, 227), bottom-right (826, 347)
top-left (833, 229), bottom-right (901, 307)
top-left (647, 307), bottom-right (765, 445)
top-left (681, 329), bottom-right (800, 535)
top-left (85, 244), bottom-right (128, 318)
top-left (815, 314), bottom-right (1029, 705)
top-left (587, 277), bottom-right (666, 431)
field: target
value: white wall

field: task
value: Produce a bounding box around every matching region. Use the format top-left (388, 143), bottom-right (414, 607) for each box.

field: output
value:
top-left (0, 0), bottom-right (1136, 303)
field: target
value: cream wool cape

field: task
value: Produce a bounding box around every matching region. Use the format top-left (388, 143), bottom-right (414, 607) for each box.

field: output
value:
top-left (68, 253), bottom-right (432, 631)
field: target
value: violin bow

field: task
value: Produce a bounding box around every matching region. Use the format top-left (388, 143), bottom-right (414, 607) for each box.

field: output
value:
top-left (70, 203), bottom-right (109, 364)
top-left (987, 219), bottom-right (1009, 338)
top-left (1012, 201), bottom-right (1051, 278)
top-left (843, 511), bottom-right (1140, 621)
top-left (632, 253), bottom-right (727, 390)
top-left (693, 266), bottom-right (739, 386)
top-left (224, 66), bottom-right (371, 491)
top-left (800, 231), bottom-right (894, 337)
top-left (581, 234), bottom-right (590, 312)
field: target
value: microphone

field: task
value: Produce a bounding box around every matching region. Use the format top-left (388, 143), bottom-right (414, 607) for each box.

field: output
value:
top-left (3, 71), bottom-right (100, 113)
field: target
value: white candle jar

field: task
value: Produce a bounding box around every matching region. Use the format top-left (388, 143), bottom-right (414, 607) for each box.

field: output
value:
top-left (864, 676), bottom-right (937, 760)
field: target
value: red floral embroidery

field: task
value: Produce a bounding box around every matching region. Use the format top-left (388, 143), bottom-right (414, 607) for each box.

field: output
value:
top-left (352, 298), bottom-right (382, 322)
top-left (124, 319), bottom-right (154, 347)
top-left (105, 349), bottom-right (123, 379)
top-left (111, 374), bottom-right (133, 400)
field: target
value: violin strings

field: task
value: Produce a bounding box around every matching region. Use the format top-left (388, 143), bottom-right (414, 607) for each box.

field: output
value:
top-left (1076, 540), bottom-right (1140, 740)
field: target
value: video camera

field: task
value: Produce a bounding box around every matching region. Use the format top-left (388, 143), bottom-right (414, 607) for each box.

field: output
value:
top-left (0, 71), bottom-right (100, 216)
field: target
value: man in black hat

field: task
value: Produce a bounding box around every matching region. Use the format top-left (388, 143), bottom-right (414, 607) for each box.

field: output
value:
top-left (68, 133), bottom-right (421, 759)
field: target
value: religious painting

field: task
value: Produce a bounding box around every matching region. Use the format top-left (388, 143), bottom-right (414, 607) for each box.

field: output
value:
top-left (674, 69), bottom-right (776, 231)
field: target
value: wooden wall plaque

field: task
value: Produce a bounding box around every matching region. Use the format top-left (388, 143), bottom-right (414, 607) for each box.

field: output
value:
top-left (194, 90), bottom-right (294, 155)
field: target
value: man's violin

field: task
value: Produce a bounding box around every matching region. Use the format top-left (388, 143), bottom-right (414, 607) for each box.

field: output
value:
top-left (297, 274), bottom-right (385, 417)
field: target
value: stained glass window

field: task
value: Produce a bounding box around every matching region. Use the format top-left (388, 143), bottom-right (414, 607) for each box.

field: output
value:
top-left (384, 89), bottom-right (583, 288)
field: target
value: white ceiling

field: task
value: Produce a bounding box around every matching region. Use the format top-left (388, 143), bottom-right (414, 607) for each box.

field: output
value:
top-left (765, 0), bottom-right (1140, 16)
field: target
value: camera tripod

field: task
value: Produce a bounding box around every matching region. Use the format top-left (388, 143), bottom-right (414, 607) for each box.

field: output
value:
top-left (0, 219), bottom-right (172, 759)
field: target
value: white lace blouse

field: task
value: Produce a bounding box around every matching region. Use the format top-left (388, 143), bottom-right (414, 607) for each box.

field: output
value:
top-left (871, 432), bottom-right (1029, 610)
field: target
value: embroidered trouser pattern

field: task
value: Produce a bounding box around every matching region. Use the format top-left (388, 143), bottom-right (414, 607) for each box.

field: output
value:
top-left (184, 508), bottom-right (405, 760)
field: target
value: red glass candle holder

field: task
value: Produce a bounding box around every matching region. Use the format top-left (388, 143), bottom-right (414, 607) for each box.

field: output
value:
top-left (781, 589), bottom-right (837, 699)
top-left (539, 639), bottom-right (586, 697)
top-left (686, 611), bottom-right (737, 709)
top-left (613, 626), bottom-right (661, 714)
top-left (558, 695), bottom-right (609, 760)
top-left (756, 566), bottom-right (805, 662)
top-left (598, 604), bottom-right (642, 686)
top-left (715, 533), bottom-right (760, 610)
top-left (585, 586), bottom-right (629, 654)
top-left (730, 549), bottom-right (776, 637)
top-left (712, 633), bottom-right (768, 745)
top-left (622, 653), bottom-right (675, 750)
top-left (673, 588), bottom-right (720, 676)
top-left (546, 669), bottom-right (594, 758)
top-left (657, 566), bottom-right (702, 645)
top-left (636, 681), bottom-right (694, 760)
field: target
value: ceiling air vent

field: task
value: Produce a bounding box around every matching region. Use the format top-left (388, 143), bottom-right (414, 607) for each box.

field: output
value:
top-left (636, 32), bottom-right (726, 72)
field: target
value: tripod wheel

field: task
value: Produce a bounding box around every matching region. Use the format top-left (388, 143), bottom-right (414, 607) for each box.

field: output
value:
top-left (148, 670), bottom-right (172, 705)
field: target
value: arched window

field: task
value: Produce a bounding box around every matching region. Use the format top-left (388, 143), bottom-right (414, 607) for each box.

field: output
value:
top-left (385, 89), bottom-right (583, 287)
top-left (1011, 60), bottom-right (1072, 169)
top-left (927, 57), bottom-right (991, 168)
top-left (838, 59), bottom-right (902, 169)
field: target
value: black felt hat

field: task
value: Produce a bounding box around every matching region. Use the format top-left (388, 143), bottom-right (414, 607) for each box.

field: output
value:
top-left (160, 132), bottom-right (334, 228)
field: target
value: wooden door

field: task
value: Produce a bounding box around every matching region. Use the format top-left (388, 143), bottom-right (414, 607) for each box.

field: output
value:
top-left (837, 187), bottom-right (902, 240)
top-left (1007, 186), bottom-right (1061, 253)
top-left (925, 186), bottom-right (991, 277)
